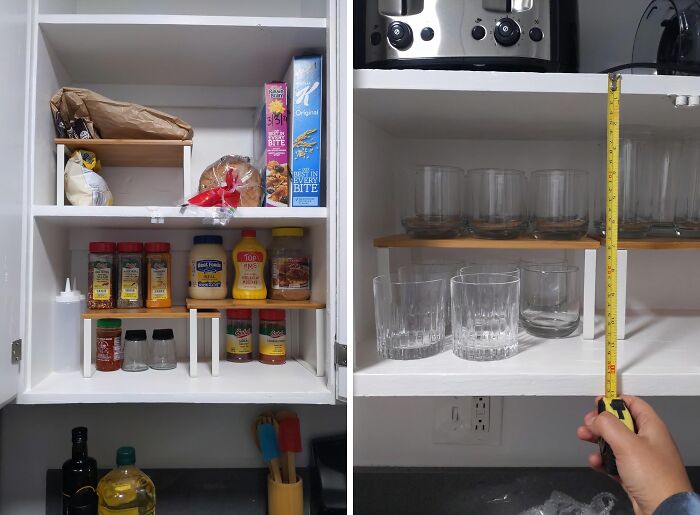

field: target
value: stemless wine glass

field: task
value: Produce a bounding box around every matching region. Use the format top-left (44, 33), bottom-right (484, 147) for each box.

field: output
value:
top-left (373, 274), bottom-right (446, 360)
top-left (400, 165), bottom-right (465, 238)
top-left (467, 169), bottom-right (527, 239)
top-left (520, 264), bottom-right (580, 338)
top-left (675, 140), bottom-right (700, 237)
top-left (398, 263), bottom-right (461, 336)
top-left (530, 169), bottom-right (589, 240)
top-left (451, 273), bottom-right (520, 361)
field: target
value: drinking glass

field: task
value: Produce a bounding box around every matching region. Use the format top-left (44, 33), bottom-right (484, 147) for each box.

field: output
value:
top-left (398, 263), bottom-right (461, 336)
top-left (400, 165), bottom-right (465, 238)
top-left (520, 264), bottom-right (580, 338)
top-left (451, 273), bottom-right (519, 361)
top-left (459, 262), bottom-right (520, 277)
top-left (149, 329), bottom-right (177, 370)
top-left (373, 274), bottom-right (446, 360)
top-left (651, 140), bottom-right (682, 234)
top-left (595, 137), bottom-right (653, 238)
top-left (467, 169), bottom-right (526, 239)
top-left (675, 140), bottom-right (700, 237)
top-left (122, 330), bottom-right (148, 372)
top-left (530, 169), bottom-right (589, 240)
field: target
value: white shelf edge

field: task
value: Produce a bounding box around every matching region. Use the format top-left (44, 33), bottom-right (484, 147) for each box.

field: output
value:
top-left (38, 14), bottom-right (327, 29)
top-left (19, 362), bottom-right (334, 405)
top-left (33, 205), bottom-right (328, 219)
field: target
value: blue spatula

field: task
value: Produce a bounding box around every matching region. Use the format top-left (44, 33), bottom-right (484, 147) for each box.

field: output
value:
top-left (258, 422), bottom-right (282, 483)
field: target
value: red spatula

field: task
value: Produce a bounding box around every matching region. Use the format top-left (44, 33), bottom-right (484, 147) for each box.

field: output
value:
top-left (278, 416), bottom-right (302, 483)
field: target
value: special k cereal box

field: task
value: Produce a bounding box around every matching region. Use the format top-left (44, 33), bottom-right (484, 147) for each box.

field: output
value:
top-left (254, 83), bottom-right (288, 207)
top-left (284, 55), bottom-right (323, 207)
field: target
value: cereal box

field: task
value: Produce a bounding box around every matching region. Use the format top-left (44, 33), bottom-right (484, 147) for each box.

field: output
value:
top-left (284, 55), bottom-right (323, 207)
top-left (254, 82), bottom-right (288, 207)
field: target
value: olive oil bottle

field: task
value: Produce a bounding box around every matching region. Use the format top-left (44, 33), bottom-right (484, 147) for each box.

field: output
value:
top-left (97, 447), bottom-right (155, 514)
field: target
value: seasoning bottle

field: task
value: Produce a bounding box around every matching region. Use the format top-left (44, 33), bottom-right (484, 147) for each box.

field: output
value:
top-left (116, 242), bottom-right (144, 309)
top-left (232, 229), bottom-right (267, 300)
top-left (189, 235), bottom-right (227, 300)
top-left (226, 309), bottom-right (253, 362)
top-left (149, 329), bottom-right (177, 370)
top-left (259, 309), bottom-right (286, 365)
top-left (145, 242), bottom-right (172, 308)
top-left (270, 227), bottom-right (311, 301)
top-left (88, 242), bottom-right (116, 310)
top-left (96, 319), bottom-right (122, 372)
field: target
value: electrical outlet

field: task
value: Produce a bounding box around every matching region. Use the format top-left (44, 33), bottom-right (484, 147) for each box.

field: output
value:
top-left (433, 396), bottom-right (503, 445)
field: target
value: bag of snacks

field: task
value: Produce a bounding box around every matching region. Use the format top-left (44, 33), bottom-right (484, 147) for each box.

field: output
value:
top-left (191, 155), bottom-right (262, 208)
top-left (64, 150), bottom-right (113, 206)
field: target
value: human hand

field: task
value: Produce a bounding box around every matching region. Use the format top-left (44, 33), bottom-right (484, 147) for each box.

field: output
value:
top-left (577, 396), bottom-right (692, 515)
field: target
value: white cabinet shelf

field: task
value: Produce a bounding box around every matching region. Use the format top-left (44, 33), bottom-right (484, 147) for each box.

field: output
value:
top-left (20, 361), bottom-right (333, 405)
top-left (354, 310), bottom-right (700, 397)
top-left (33, 205), bottom-right (328, 228)
top-left (39, 15), bottom-right (327, 89)
top-left (354, 69), bottom-right (700, 139)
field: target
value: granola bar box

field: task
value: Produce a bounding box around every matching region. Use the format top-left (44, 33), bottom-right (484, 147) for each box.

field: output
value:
top-left (284, 55), bottom-right (323, 207)
top-left (254, 82), bottom-right (288, 207)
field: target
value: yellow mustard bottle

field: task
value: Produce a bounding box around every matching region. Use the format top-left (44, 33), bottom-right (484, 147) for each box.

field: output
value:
top-left (232, 229), bottom-right (267, 300)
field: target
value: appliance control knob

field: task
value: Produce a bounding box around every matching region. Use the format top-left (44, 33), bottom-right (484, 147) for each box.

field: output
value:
top-left (494, 17), bottom-right (521, 47)
top-left (471, 25), bottom-right (487, 41)
top-left (388, 21), bottom-right (413, 50)
top-left (370, 31), bottom-right (382, 46)
top-left (529, 27), bottom-right (543, 42)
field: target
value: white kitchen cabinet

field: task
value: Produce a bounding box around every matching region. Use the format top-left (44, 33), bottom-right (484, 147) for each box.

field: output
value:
top-left (0, 0), bottom-right (348, 406)
top-left (352, 68), bottom-right (700, 398)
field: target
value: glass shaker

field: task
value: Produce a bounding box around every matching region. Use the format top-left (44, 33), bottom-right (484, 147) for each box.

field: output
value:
top-left (122, 330), bottom-right (148, 372)
top-left (149, 329), bottom-right (176, 370)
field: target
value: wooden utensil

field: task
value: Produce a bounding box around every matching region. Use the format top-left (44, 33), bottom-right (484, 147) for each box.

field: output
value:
top-left (278, 416), bottom-right (302, 484)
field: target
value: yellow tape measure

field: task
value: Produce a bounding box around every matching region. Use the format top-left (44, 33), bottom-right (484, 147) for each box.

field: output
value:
top-left (599, 74), bottom-right (635, 476)
top-left (605, 73), bottom-right (621, 400)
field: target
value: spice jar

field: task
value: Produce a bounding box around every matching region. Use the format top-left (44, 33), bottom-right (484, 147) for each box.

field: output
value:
top-left (122, 330), bottom-right (148, 372)
top-left (88, 242), bottom-right (116, 309)
top-left (149, 329), bottom-right (177, 370)
top-left (189, 235), bottom-right (227, 300)
top-left (145, 242), bottom-right (172, 308)
top-left (96, 319), bottom-right (122, 372)
top-left (259, 309), bottom-right (286, 365)
top-left (270, 228), bottom-right (310, 301)
top-left (226, 309), bottom-right (253, 362)
top-left (116, 242), bottom-right (144, 309)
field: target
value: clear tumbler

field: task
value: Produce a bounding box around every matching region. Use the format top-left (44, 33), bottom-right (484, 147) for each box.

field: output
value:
top-left (400, 165), bottom-right (465, 238)
top-left (373, 274), bottom-right (446, 360)
top-left (675, 140), bottom-right (700, 237)
top-left (520, 264), bottom-right (580, 338)
top-left (467, 169), bottom-right (527, 239)
top-left (530, 169), bottom-right (589, 240)
top-left (451, 273), bottom-right (519, 361)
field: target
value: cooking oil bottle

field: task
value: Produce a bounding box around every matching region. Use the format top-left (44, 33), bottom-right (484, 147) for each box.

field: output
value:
top-left (97, 447), bottom-right (155, 514)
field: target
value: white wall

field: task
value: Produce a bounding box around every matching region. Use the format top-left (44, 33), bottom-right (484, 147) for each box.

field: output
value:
top-left (0, 402), bottom-right (345, 514)
top-left (355, 396), bottom-right (700, 467)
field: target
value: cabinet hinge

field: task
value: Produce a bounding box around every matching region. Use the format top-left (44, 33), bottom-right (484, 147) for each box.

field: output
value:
top-left (334, 340), bottom-right (347, 367)
top-left (11, 339), bottom-right (21, 362)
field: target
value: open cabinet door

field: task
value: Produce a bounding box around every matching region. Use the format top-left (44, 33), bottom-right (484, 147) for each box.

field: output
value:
top-left (0, 0), bottom-right (30, 407)
top-left (335, 0), bottom-right (352, 402)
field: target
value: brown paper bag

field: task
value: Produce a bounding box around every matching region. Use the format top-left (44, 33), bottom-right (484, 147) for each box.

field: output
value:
top-left (50, 87), bottom-right (193, 140)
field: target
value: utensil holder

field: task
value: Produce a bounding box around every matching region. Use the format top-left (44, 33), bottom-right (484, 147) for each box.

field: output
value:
top-left (268, 475), bottom-right (303, 515)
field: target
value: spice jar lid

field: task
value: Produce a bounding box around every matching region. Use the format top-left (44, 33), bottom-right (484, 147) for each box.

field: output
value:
top-left (89, 242), bottom-right (116, 253)
top-left (241, 229), bottom-right (256, 237)
top-left (96, 319), bottom-right (121, 328)
top-left (260, 309), bottom-right (285, 321)
top-left (194, 235), bottom-right (223, 245)
top-left (152, 328), bottom-right (175, 340)
top-left (272, 227), bottom-right (304, 238)
top-left (227, 309), bottom-right (252, 319)
top-left (124, 330), bottom-right (147, 341)
top-left (145, 242), bottom-right (170, 253)
top-left (117, 242), bottom-right (143, 253)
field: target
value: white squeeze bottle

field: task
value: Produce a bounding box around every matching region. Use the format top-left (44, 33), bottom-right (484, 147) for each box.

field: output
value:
top-left (54, 278), bottom-right (86, 372)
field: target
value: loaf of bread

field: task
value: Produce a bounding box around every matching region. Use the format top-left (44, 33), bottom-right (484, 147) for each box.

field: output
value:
top-left (198, 155), bottom-right (263, 207)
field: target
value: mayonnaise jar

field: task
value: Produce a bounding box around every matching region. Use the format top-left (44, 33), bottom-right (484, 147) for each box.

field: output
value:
top-left (189, 235), bottom-right (227, 300)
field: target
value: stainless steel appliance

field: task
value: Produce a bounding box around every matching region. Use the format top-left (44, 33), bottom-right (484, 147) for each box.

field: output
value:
top-left (355, 0), bottom-right (578, 72)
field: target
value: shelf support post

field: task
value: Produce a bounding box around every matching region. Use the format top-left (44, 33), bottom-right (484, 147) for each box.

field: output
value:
top-left (316, 309), bottom-right (326, 377)
top-left (183, 145), bottom-right (192, 200)
top-left (582, 248), bottom-right (597, 340)
top-left (617, 250), bottom-right (628, 340)
top-left (189, 308), bottom-right (197, 377)
top-left (83, 318), bottom-right (92, 378)
top-left (56, 144), bottom-right (65, 206)
top-left (211, 315), bottom-right (220, 377)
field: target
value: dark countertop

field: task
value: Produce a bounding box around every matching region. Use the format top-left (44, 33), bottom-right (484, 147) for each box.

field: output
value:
top-left (354, 467), bottom-right (700, 515)
top-left (47, 468), bottom-right (311, 515)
